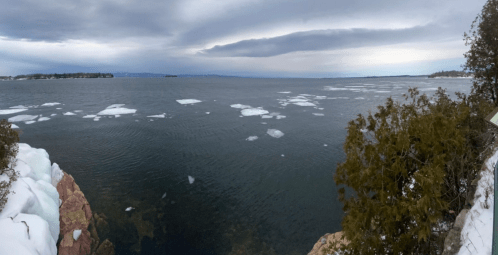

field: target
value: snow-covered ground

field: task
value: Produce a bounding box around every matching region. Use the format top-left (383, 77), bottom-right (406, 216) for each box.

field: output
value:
top-left (0, 143), bottom-right (63, 255)
top-left (457, 148), bottom-right (498, 255)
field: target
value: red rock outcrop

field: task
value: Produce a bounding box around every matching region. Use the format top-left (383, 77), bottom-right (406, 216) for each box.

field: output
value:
top-left (308, 232), bottom-right (348, 255)
top-left (57, 171), bottom-right (115, 255)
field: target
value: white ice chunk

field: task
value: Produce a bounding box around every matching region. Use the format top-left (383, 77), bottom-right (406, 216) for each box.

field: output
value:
top-left (114, 115), bottom-right (121, 118)
top-left (41, 102), bottom-right (61, 107)
top-left (50, 114), bottom-right (57, 116)
top-left (261, 122), bottom-right (267, 124)
top-left (56, 108), bottom-right (62, 110)
top-left (93, 117), bottom-right (100, 121)
top-left (25, 121), bottom-right (36, 124)
top-left (97, 107), bottom-right (136, 115)
top-left (11, 124), bottom-right (19, 129)
top-left (324, 144), bottom-right (328, 146)
top-left (294, 102), bottom-right (316, 107)
top-left (261, 115), bottom-right (273, 119)
top-left (51, 163), bottom-right (64, 187)
top-left (287, 98), bottom-right (308, 103)
top-left (147, 113), bottom-right (166, 118)
top-left (63, 112), bottom-right (76, 116)
top-left (125, 207), bottom-right (134, 211)
top-left (313, 113), bottom-right (324, 116)
top-left (276, 115), bottom-right (286, 119)
top-left (9, 105), bottom-right (28, 109)
top-left (8, 115), bottom-right (38, 122)
top-left (73, 110), bottom-right (83, 112)
top-left (355, 97), bottom-right (365, 100)
top-left (267, 129), bottom-right (284, 138)
top-left (176, 99), bottom-right (202, 105)
top-left (230, 104), bottom-right (251, 109)
top-left (106, 104), bottom-right (125, 109)
top-left (188, 176), bottom-right (195, 184)
top-left (246, 136), bottom-right (258, 141)
top-left (83, 115), bottom-right (97, 118)
top-left (314, 96), bottom-right (327, 100)
top-left (206, 112), bottom-right (210, 114)
top-left (38, 117), bottom-right (50, 122)
top-left (375, 91), bottom-right (391, 93)
top-left (0, 108), bottom-right (28, 115)
top-left (73, 229), bottom-right (82, 241)
top-left (162, 192), bottom-right (167, 199)
top-left (241, 108), bottom-right (269, 116)
top-left (278, 91), bottom-right (291, 93)
top-left (323, 86), bottom-right (348, 91)
top-left (281, 154), bottom-right (285, 157)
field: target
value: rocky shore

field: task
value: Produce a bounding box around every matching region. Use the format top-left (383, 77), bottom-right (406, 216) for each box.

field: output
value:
top-left (57, 171), bottom-right (115, 255)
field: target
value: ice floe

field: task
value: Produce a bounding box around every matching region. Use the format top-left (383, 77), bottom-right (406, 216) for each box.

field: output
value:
top-left (74, 110), bottom-right (83, 113)
top-left (241, 108), bottom-right (269, 116)
top-left (261, 115), bottom-right (273, 119)
top-left (276, 115), bottom-right (286, 119)
top-left (83, 115), bottom-right (97, 118)
top-left (56, 108), bottom-right (62, 110)
top-left (261, 122), bottom-right (267, 124)
top-left (10, 124), bottom-right (19, 129)
top-left (147, 113), bottom-right (166, 118)
top-left (324, 144), bottom-right (328, 147)
top-left (125, 207), bottom-right (135, 211)
top-left (41, 102), bottom-right (61, 107)
top-left (278, 91), bottom-right (291, 94)
top-left (293, 102), bottom-right (316, 107)
top-left (312, 113), bottom-right (324, 116)
top-left (188, 176), bottom-right (195, 184)
top-left (375, 91), bottom-right (391, 93)
top-left (63, 112), bottom-right (76, 116)
top-left (38, 117), bottom-right (50, 122)
top-left (93, 117), bottom-right (101, 121)
top-left (9, 105), bottom-right (27, 109)
top-left (176, 99), bottom-right (202, 105)
top-left (98, 104), bottom-right (137, 115)
top-left (8, 115), bottom-right (38, 122)
top-left (206, 112), bottom-right (210, 114)
top-left (324, 86), bottom-right (349, 91)
top-left (246, 136), bottom-right (258, 141)
top-left (50, 114), bottom-right (57, 116)
top-left (267, 129), bottom-right (284, 138)
top-left (0, 108), bottom-right (28, 115)
top-left (355, 97), bottom-right (365, 100)
top-left (25, 121), bottom-right (36, 124)
top-left (230, 104), bottom-right (251, 109)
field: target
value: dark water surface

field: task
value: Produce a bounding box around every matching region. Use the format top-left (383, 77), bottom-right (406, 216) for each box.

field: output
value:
top-left (0, 77), bottom-right (471, 254)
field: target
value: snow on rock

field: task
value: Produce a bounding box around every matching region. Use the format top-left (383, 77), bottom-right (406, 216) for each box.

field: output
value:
top-left (0, 143), bottom-right (61, 255)
top-left (41, 102), bottom-right (61, 107)
top-left (38, 117), bottom-right (50, 122)
top-left (73, 229), bottom-right (82, 241)
top-left (457, 148), bottom-right (498, 255)
top-left (0, 108), bottom-right (28, 115)
top-left (51, 163), bottom-right (64, 188)
top-left (98, 104), bottom-right (137, 115)
top-left (267, 129), bottom-right (284, 138)
top-left (241, 108), bottom-right (269, 116)
top-left (63, 112), bottom-right (76, 116)
top-left (176, 99), bottom-right (202, 105)
top-left (246, 136), bottom-right (258, 141)
top-left (8, 115), bottom-right (38, 122)
top-left (188, 176), bottom-right (195, 184)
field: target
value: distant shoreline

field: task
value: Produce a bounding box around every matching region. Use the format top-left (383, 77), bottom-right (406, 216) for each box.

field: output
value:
top-left (0, 72), bottom-right (114, 81)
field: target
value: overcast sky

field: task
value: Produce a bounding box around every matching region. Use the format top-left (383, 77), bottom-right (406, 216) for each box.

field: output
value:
top-left (0, 0), bottom-right (488, 77)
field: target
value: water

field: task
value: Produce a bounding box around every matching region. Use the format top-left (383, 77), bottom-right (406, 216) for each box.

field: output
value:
top-left (0, 77), bottom-right (472, 254)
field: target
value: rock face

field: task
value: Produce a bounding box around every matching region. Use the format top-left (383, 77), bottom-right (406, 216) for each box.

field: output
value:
top-left (57, 171), bottom-right (115, 255)
top-left (442, 209), bottom-right (469, 255)
top-left (308, 232), bottom-right (348, 255)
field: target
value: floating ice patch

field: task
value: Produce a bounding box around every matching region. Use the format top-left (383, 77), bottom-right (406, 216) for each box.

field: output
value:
top-left (9, 105), bottom-right (27, 109)
top-left (98, 105), bottom-right (137, 115)
top-left (162, 192), bottom-right (167, 199)
top-left (281, 154), bottom-right (285, 157)
top-left (83, 115), bottom-right (97, 118)
top-left (276, 115), bottom-right (286, 119)
top-left (314, 96), bottom-right (327, 100)
top-left (114, 115), bottom-right (121, 118)
top-left (56, 108), bottom-right (62, 110)
top-left (294, 102), bottom-right (316, 107)
top-left (188, 176), bottom-right (195, 184)
top-left (241, 108), bottom-right (269, 116)
top-left (278, 91), bottom-right (291, 94)
top-left (8, 115), bottom-right (38, 122)
top-left (147, 113), bottom-right (166, 118)
top-left (317, 108), bottom-right (324, 110)
top-left (25, 120), bottom-right (36, 124)
top-left (375, 91), bottom-right (391, 93)
top-left (230, 104), bottom-right (251, 109)
top-left (50, 114), bottom-right (57, 117)
top-left (125, 207), bottom-right (134, 211)
top-left (324, 86), bottom-right (348, 91)
top-left (261, 115), bottom-right (273, 119)
top-left (246, 136), bottom-right (258, 141)
top-left (206, 112), bottom-right (210, 114)
top-left (41, 102), bottom-right (61, 107)
top-left (38, 117), bottom-right (50, 122)
top-left (10, 124), bottom-right (19, 129)
top-left (176, 99), bottom-right (202, 105)
top-left (74, 110), bottom-right (83, 113)
top-left (93, 117), bottom-right (100, 121)
top-left (299, 94), bottom-right (314, 97)
top-left (355, 97), bottom-right (365, 100)
top-left (261, 122), bottom-right (267, 124)
top-left (345, 86), bottom-right (365, 88)
top-left (0, 108), bottom-right (28, 115)
top-left (63, 112), bottom-right (76, 116)
top-left (312, 113), bottom-right (324, 116)
top-left (267, 129), bottom-right (284, 138)
top-left (324, 144), bottom-right (328, 147)
top-left (420, 88), bottom-right (438, 91)
top-left (287, 98), bottom-right (308, 103)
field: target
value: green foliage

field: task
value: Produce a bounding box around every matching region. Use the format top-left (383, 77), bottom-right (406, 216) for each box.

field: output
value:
top-left (0, 119), bottom-right (20, 212)
top-left (464, 0), bottom-right (498, 105)
top-left (334, 88), bottom-right (492, 254)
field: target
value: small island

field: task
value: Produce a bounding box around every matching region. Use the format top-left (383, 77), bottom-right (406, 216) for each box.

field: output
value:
top-left (428, 70), bottom-right (473, 78)
top-left (0, 72), bottom-right (114, 81)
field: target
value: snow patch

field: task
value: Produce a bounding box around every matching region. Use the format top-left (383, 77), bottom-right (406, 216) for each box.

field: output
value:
top-left (73, 229), bottom-right (82, 241)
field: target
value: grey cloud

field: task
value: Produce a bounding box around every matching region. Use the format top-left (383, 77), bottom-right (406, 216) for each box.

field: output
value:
top-left (200, 24), bottom-right (459, 57)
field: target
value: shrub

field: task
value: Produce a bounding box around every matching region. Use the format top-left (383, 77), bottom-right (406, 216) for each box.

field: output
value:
top-left (333, 88), bottom-right (493, 254)
top-left (0, 119), bottom-right (20, 212)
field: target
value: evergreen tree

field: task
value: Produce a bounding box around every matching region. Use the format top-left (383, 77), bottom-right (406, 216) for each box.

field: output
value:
top-left (0, 119), bottom-right (19, 212)
top-left (464, 0), bottom-right (498, 105)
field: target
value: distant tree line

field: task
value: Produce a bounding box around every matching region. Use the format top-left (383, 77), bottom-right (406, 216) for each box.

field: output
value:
top-left (0, 72), bottom-right (114, 80)
top-left (428, 70), bottom-right (473, 78)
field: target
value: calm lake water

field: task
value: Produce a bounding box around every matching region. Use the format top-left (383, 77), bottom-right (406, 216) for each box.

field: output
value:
top-left (0, 77), bottom-right (472, 254)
